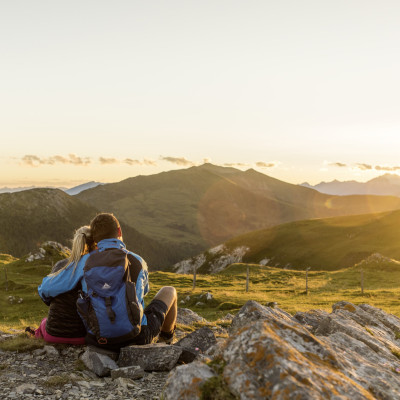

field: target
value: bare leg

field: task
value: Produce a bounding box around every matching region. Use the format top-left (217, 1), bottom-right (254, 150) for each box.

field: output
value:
top-left (154, 286), bottom-right (177, 333)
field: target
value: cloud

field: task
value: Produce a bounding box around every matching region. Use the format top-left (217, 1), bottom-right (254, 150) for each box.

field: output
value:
top-left (99, 157), bottom-right (119, 165)
top-left (375, 165), bottom-right (400, 171)
top-left (160, 156), bottom-right (195, 166)
top-left (356, 163), bottom-right (373, 171)
top-left (21, 154), bottom-right (91, 167)
top-left (124, 158), bottom-right (142, 166)
top-left (255, 161), bottom-right (277, 168)
top-left (203, 158), bottom-right (211, 164)
top-left (224, 162), bottom-right (251, 168)
top-left (124, 158), bottom-right (157, 166)
top-left (329, 162), bottom-right (348, 168)
top-left (143, 159), bottom-right (157, 166)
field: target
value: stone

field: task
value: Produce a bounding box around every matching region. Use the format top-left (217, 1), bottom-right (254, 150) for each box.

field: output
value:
top-left (44, 345), bottom-right (59, 357)
top-left (222, 313), bottom-right (235, 321)
top-left (294, 309), bottom-right (330, 332)
top-left (163, 361), bottom-right (216, 400)
top-left (176, 308), bottom-right (205, 325)
top-left (15, 383), bottom-right (36, 394)
top-left (175, 347), bottom-right (201, 364)
top-left (111, 365), bottom-right (145, 380)
top-left (80, 349), bottom-right (118, 377)
top-left (221, 318), bottom-right (373, 399)
top-left (174, 327), bottom-right (216, 353)
top-left (229, 300), bottom-right (293, 334)
top-left (118, 344), bottom-right (182, 371)
top-left (87, 345), bottom-right (119, 361)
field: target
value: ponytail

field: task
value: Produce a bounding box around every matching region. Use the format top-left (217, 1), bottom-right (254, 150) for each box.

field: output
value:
top-left (49, 226), bottom-right (94, 278)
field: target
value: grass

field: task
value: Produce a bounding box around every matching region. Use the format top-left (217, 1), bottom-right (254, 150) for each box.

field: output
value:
top-left (0, 335), bottom-right (45, 352)
top-left (43, 374), bottom-right (74, 387)
top-left (3, 254), bottom-right (400, 331)
top-left (198, 209), bottom-right (400, 272)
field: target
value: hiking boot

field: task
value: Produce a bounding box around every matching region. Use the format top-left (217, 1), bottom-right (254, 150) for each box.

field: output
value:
top-left (157, 329), bottom-right (175, 345)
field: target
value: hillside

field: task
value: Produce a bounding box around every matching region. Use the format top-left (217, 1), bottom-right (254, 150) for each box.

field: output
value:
top-left (174, 208), bottom-right (400, 273)
top-left (302, 173), bottom-right (400, 196)
top-left (0, 189), bottom-right (175, 268)
top-left (77, 164), bottom-right (400, 262)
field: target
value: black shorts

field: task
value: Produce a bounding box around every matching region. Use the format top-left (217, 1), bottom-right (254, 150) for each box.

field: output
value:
top-left (129, 299), bottom-right (168, 345)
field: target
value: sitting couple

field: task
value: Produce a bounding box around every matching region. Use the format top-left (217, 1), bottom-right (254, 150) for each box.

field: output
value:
top-left (32, 213), bottom-right (177, 352)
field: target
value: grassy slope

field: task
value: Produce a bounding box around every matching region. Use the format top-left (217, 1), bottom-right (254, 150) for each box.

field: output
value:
top-left (3, 254), bottom-right (400, 330)
top-left (0, 189), bottom-right (176, 269)
top-left (199, 209), bottom-right (400, 271)
top-left (77, 164), bottom-right (400, 262)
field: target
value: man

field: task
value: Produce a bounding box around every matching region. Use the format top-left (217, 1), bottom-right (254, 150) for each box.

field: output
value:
top-left (82, 213), bottom-right (177, 351)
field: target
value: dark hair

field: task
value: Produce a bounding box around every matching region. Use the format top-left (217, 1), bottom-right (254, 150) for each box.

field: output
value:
top-left (90, 213), bottom-right (121, 243)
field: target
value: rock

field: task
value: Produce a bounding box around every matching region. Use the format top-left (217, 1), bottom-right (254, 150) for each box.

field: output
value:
top-left (118, 344), bottom-right (182, 371)
top-left (44, 345), bottom-right (59, 357)
top-left (222, 317), bottom-right (373, 399)
top-left (294, 309), bottom-right (330, 332)
top-left (200, 292), bottom-right (213, 301)
top-left (80, 349), bottom-right (118, 377)
top-left (195, 302), bottom-right (205, 307)
top-left (114, 377), bottom-right (136, 390)
top-left (87, 345), bottom-right (119, 361)
top-left (33, 348), bottom-right (46, 356)
top-left (176, 308), bottom-right (205, 325)
top-left (222, 313), bottom-right (235, 321)
top-left (111, 365), bottom-right (145, 380)
top-left (229, 300), bottom-right (293, 334)
top-left (16, 383), bottom-right (36, 394)
top-left (163, 361), bottom-right (217, 400)
top-left (174, 327), bottom-right (216, 353)
top-left (175, 347), bottom-right (201, 364)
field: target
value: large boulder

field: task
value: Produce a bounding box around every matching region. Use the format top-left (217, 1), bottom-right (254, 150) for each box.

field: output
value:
top-left (118, 344), bottom-right (183, 371)
top-left (164, 301), bottom-right (400, 399)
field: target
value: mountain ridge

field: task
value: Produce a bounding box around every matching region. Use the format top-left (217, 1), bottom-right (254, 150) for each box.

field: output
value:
top-left (301, 173), bottom-right (400, 196)
top-left (0, 188), bottom-right (176, 268)
top-left (77, 164), bottom-right (400, 263)
top-left (173, 208), bottom-right (400, 273)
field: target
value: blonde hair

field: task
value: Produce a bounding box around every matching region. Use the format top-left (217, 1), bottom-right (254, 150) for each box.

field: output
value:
top-left (49, 226), bottom-right (94, 278)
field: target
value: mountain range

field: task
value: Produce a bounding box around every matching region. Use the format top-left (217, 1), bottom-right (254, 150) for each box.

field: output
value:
top-left (301, 174), bottom-right (400, 196)
top-left (0, 181), bottom-right (102, 195)
top-left (77, 164), bottom-right (400, 263)
top-left (3, 164), bottom-right (400, 269)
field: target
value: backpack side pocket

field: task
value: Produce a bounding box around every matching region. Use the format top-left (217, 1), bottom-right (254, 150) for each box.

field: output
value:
top-left (125, 281), bottom-right (142, 337)
top-left (77, 294), bottom-right (101, 339)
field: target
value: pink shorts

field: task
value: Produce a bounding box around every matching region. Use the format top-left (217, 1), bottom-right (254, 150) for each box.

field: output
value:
top-left (35, 318), bottom-right (85, 345)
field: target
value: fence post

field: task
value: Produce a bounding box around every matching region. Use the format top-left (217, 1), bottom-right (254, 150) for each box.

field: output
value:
top-left (361, 269), bottom-right (364, 295)
top-left (246, 265), bottom-right (249, 292)
top-left (305, 267), bottom-right (311, 295)
top-left (4, 267), bottom-right (8, 291)
top-left (192, 265), bottom-right (196, 290)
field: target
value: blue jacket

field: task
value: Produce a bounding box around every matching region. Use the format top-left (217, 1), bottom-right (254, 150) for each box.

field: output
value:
top-left (38, 238), bottom-right (150, 325)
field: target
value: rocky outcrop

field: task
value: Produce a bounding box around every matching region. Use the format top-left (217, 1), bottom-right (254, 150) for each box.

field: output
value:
top-left (164, 301), bottom-right (400, 400)
top-left (173, 245), bottom-right (249, 274)
top-left (4, 302), bottom-right (400, 399)
top-left (25, 241), bottom-right (70, 262)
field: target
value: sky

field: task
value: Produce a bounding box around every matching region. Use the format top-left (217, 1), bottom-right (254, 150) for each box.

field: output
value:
top-left (1, 0), bottom-right (400, 187)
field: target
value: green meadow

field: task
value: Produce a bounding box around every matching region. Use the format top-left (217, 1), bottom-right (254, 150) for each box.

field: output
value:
top-left (2, 252), bottom-right (400, 332)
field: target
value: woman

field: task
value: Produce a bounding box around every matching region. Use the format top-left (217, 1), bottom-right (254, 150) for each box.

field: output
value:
top-left (27, 226), bottom-right (95, 344)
